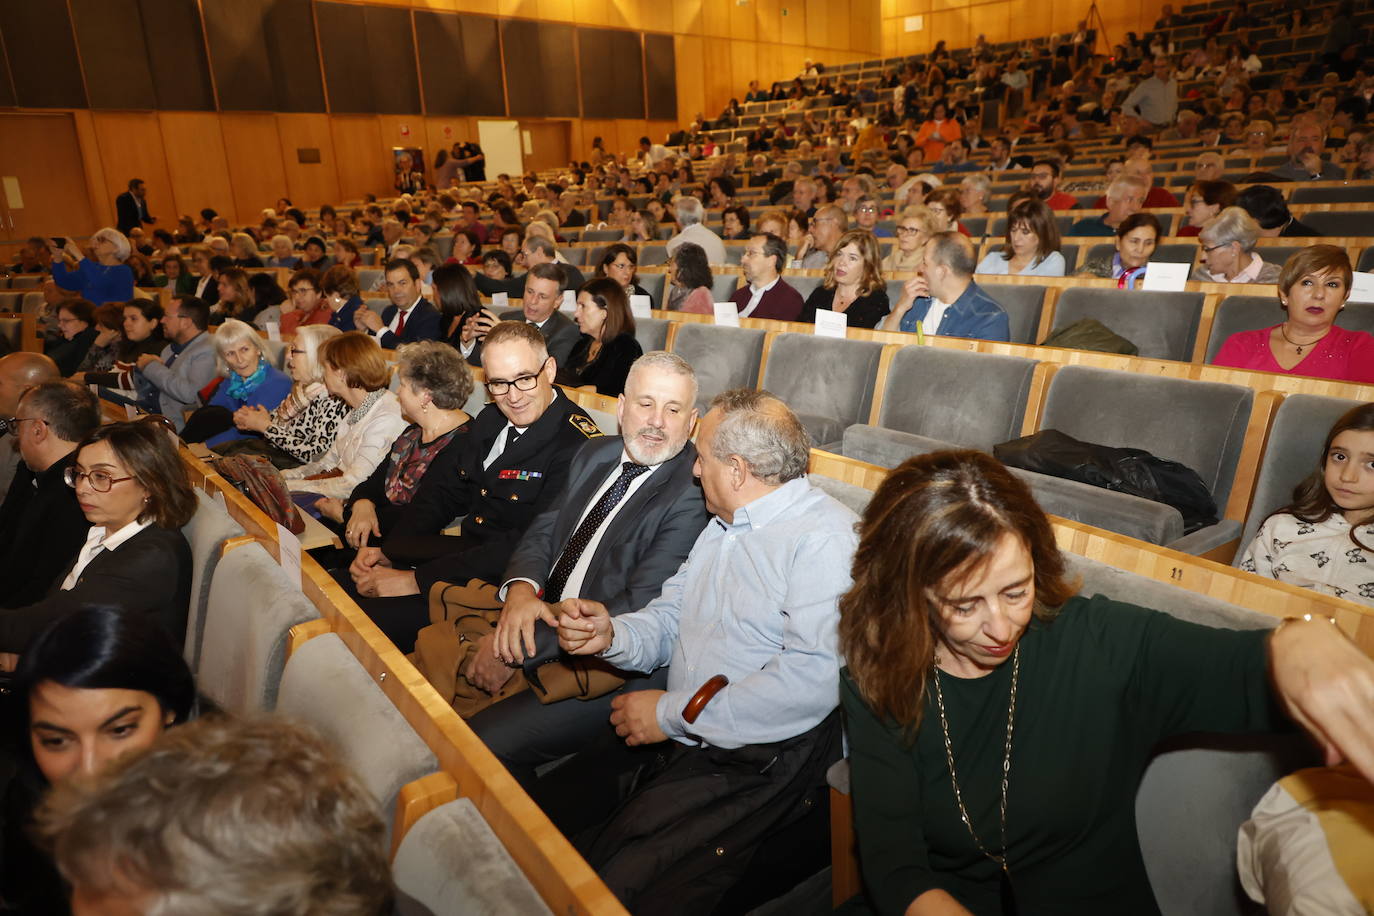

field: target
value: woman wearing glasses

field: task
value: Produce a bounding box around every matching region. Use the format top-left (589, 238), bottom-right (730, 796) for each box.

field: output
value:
top-left (883, 207), bottom-right (942, 273)
top-left (0, 420), bottom-right (196, 655)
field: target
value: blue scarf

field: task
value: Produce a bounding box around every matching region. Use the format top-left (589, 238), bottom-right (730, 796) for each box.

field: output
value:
top-left (226, 358), bottom-right (268, 401)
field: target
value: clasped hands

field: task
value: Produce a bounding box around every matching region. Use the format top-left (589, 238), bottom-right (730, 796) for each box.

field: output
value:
top-left (348, 547), bottom-right (419, 598)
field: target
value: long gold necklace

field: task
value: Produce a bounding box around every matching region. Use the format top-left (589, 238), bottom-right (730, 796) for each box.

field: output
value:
top-left (931, 644), bottom-right (1020, 875)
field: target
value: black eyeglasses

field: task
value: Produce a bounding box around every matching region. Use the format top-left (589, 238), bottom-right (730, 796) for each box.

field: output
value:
top-left (0, 416), bottom-right (42, 435)
top-left (485, 359), bottom-right (550, 396)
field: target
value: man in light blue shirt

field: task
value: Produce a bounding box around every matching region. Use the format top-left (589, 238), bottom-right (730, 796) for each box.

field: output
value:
top-left (555, 388), bottom-right (857, 911)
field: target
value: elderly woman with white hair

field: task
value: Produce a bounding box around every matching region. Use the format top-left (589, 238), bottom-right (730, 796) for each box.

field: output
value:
top-left (48, 229), bottom-right (135, 305)
top-left (179, 318), bottom-right (292, 447)
top-left (265, 234), bottom-right (301, 269)
top-left (1191, 206), bottom-right (1283, 283)
top-left (216, 324), bottom-right (348, 468)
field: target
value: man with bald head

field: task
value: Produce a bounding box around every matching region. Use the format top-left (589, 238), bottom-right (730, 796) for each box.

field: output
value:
top-left (795, 204), bottom-right (847, 269)
top-left (1195, 151), bottom-right (1226, 183)
top-left (880, 232), bottom-right (1010, 341)
top-left (0, 352), bottom-right (60, 494)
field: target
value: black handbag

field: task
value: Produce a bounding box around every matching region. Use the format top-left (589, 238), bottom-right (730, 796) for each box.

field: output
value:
top-left (994, 429), bottom-right (1219, 534)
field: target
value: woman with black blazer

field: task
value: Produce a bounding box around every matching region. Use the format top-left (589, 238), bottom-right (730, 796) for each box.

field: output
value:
top-left (557, 278), bottom-right (643, 397)
top-left (798, 229), bottom-right (891, 329)
top-left (0, 419), bottom-right (196, 654)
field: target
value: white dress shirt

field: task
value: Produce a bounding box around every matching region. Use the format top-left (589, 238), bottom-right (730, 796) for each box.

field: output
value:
top-left (62, 519), bottom-right (150, 590)
top-left (373, 296), bottom-right (423, 341)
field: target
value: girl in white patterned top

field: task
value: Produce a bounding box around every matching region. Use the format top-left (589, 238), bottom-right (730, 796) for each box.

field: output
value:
top-left (1239, 403), bottom-right (1374, 605)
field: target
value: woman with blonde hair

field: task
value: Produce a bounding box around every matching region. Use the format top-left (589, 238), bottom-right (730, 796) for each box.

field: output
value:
top-left (218, 323), bottom-right (348, 469)
top-left (229, 232), bottom-right (264, 268)
top-left (883, 206), bottom-right (942, 272)
top-left (213, 267), bottom-right (253, 320)
top-left (180, 318), bottom-right (291, 447)
top-left (799, 229), bottom-right (890, 328)
top-left (283, 332), bottom-right (407, 511)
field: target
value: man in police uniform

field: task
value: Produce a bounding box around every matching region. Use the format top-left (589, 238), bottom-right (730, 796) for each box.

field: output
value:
top-left (348, 320), bottom-right (600, 653)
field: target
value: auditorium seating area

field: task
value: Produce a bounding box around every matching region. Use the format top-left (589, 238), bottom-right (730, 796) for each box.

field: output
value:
top-left (6, 0), bottom-right (1374, 909)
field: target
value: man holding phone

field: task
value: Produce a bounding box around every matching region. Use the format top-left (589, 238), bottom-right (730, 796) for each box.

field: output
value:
top-left (115, 178), bottom-right (156, 236)
top-left (456, 263), bottom-right (580, 368)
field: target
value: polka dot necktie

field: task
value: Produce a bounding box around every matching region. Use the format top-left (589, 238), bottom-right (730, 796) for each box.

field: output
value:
top-left (543, 462), bottom-right (650, 602)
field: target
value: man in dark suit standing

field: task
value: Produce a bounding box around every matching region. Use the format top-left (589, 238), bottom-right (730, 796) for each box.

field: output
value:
top-left (464, 353), bottom-right (709, 785)
top-left (354, 259), bottom-right (440, 348)
top-left (729, 232), bottom-right (805, 321)
top-left (349, 320), bottom-right (602, 653)
top-left (459, 262), bottom-right (581, 367)
top-left (115, 178), bottom-right (155, 237)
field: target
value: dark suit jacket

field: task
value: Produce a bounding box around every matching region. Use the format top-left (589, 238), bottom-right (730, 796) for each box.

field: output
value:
top-left (115, 191), bottom-right (153, 236)
top-left (729, 279), bottom-right (806, 322)
top-left (378, 299), bottom-right (441, 349)
top-left (503, 436), bottom-right (708, 618)
top-left (384, 393), bottom-right (603, 592)
top-left (555, 333), bottom-right (643, 396)
top-left (0, 525), bottom-right (191, 652)
top-left (466, 309), bottom-right (581, 368)
top-left (0, 452), bottom-right (90, 609)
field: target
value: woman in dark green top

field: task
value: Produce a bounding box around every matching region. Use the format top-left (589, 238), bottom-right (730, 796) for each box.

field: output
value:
top-left (837, 451), bottom-right (1374, 916)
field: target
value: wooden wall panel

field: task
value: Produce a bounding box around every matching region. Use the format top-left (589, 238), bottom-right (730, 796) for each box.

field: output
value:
top-left (577, 118), bottom-right (617, 160)
top-left (157, 112), bottom-right (235, 223)
top-left (89, 112), bottom-right (174, 231)
top-left (701, 0), bottom-right (729, 39)
top-left (220, 114), bottom-right (288, 221)
top-left (70, 0), bottom-right (157, 110)
top-left (700, 39), bottom-right (733, 120)
top-left (276, 114), bottom-right (340, 209)
top-left (424, 116), bottom-right (478, 165)
top-left (728, 40), bottom-right (757, 105)
top-left (330, 117), bottom-right (388, 203)
top-left (672, 0), bottom-right (702, 36)
top-left (673, 35), bottom-right (705, 127)
top-left (70, 112), bottom-right (112, 229)
top-left (613, 120), bottom-right (647, 160)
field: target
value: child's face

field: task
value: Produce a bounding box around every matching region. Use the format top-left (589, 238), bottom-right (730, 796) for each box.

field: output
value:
top-left (1325, 428), bottom-right (1374, 526)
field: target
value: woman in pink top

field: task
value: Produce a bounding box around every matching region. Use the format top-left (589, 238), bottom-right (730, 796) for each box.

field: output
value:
top-left (665, 242), bottom-right (715, 314)
top-left (1212, 245), bottom-right (1374, 384)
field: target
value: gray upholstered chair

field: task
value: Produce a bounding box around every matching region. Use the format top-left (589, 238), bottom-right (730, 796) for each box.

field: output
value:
top-left (277, 633), bottom-right (438, 845)
top-left (198, 541), bottom-right (320, 713)
top-left (785, 274), bottom-right (826, 303)
top-left (181, 490), bottom-right (245, 672)
top-left (761, 334), bottom-right (885, 449)
top-left (1014, 365), bottom-right (1254, 553)
top-left (429, 234), bottom-right (454, 261)
top-left (710, 272), bottom-right (740, 301)
top-left (357, 269), bottom-right (384, 291)
top-left (670, 323), bottom-right (767, 411)
top-left (980, 283), bottom-right (1047, 345)
top-left (0, 316), bottom-right (22, 353)
top-left (842, 347), bottom-right (1039, 468)
top-left (1289, 186), bottom-right (1374, 204)
top-left (581, 228), bottom-right (622, 242)
top-left (392, 798), bottom-right (552, 915)
top-left (1233, 393), bottom-right (1364, 566)
top-left (1048, 288), bottom-right (1205, 361)
top-left (1205, 297), bottom-right (1374, 364)
top-left (0, 292), bottom-right (23, 312)
top-left (21, 292), bottom-right (45, 316)
top-left (1302, 210), bottom-right (1374, 236)
top-left (639, 246), bottom-right (669, 267)
top-left (637, 272), bottom-right (667, 303)
top-left (634, 316), bottom-right (672, 353)
top-left (825, 549), bottom-right (1316, 916)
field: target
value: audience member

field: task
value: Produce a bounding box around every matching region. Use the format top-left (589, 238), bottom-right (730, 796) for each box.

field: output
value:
top-left (319, 341), bottom-right (473, 539)
top-left (1026, 158), bottom-right (1079, 210)
top-left (838, 449), bottom-right (1374, 914)
top-left (1239, 402), bottom-right (1374, 605)
top-left (283, 332), bottom-right (407, 511)
top-left (1092, 157), bottom-right (1179, 208)
top-left (0, 380), bottom-right (99, 608)
top-left (553, 389), bottom-right (855, 913)
top-left (975, 198), bottom-right (1066, 276)
top-left (1180, 179), bottom-right (1238, 237)
top-left (795, 204), bottom-right (848, 269)
top-left (132, 296), bottom-right (218, 429)
top-left (5, 606), bottom-right (196, 914)
top-left (45, 299), bottom-right (97, 377)
top-left (1272, 113), bottom-right (1347, 180)
top-left (229, 232), bottom-right (264, 268)
top-left (114, 179), bottom-right (155, 236)
top-left (0, 420), bottom-right (195, 652)
top-left (883, 206), bottom-right (941, 272)
top-left (1191, 207), bottom-right (1282, 283)
top-left (1076, 212), bottom-right (1162, 287)
top-left (355, 258), bottom-right (441, 348)
top-left (38, 716), bottom-right (398, 916)
top-left (265, 234), bottom-right (300, 269)
top-left (593, 243), bottom-right (654, 306)
top-left (799, 229), bottom-right (890, 329)
top-left (915, 100), bottom-right (962, 161)
top-left (322, 264), bottom-right (365, 332)
top-left (279, 268), bottom-right (333, 334)
top-left (664, 242), bottom-right (715, 314)
top-left (0, 353), bottom-right (60, 494)
top-left (730, 232), bottom-right (805, 320)
top-left (1069, 175), bottom-right (1148, 236)
top-left (460, 262), bottom-right (581, 367)
top-left (1212, 245), bottom-right (1374, 382)
top-left (1236, 185), bottom-right (1323, 236)
top-left (432, 263), bottom-right (482, 349)
top-left (883, 232), bottom-right (1010, 341)
top-left (8, 237), bottom-right (52, 274)
top-left (923, 187), bottom-right (965, 235)
top-left (665, 196), bottom-right (726, 265)
top-left (522, 234), bottom-right (587, 291)
top-left (180, 319), bottom-right (292, 447)
top-left (556, 279), bottom-right (642, 397)
top-left (1122, 57), bottom-right (1179, 127)
top-left (48, 231), bottom-right (135, 306)
top-left (349, 321), bottom-right (600, 653)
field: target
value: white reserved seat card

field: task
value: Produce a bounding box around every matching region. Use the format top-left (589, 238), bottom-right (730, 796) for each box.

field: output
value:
top-left (713, 302), bottom-right (740, 327)
top-left (1141, 261), bottom-right (1190, 291)
top-left (813, 308), bottom-right (848, 338)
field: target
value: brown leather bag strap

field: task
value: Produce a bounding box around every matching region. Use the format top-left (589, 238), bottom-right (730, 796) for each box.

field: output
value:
top-left (681, 673), bottom-right (730, 724)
